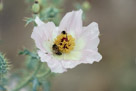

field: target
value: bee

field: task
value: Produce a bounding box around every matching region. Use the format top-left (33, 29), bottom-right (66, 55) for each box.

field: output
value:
top-left (52, 44), bottom-right (62, 55)
top-left (61, 31), bottom-right (66, 34)
top-left (61, 31), bottom-right (68, 41)
top-left (34, 0), bottom-right (39, 3)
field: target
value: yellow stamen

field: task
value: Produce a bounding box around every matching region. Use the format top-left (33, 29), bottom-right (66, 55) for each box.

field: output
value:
top-left (54, 33), bottom-right (75, 53)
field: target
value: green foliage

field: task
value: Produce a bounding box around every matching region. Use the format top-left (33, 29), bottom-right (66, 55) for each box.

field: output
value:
top-left (25, 0), bottom-right (63, 26)
top-left (39, 7), bottom-right (61, 25)
top-left (0, 53), bottom-right (9, 91)
top-left (32, 77), bottom-right (40, 91)
top-left (0, 53), bottom-right (9, 78)
top-left (17, 48), bottom-right (54, 91)
top-left (44, 7), bottom-right (59, 18)
top-left (26, 56), bottom-right (39, 70)
top-left (19, 49), bottom-right (39, 59)
top-left (0, 85), bottom-right (6, 91)
top-left (24, 17), bottom-right (35, 26)
top-left (19, 49), bottom-right (39, 70)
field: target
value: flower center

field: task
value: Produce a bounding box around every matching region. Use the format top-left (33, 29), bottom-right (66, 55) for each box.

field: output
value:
top-left (53, 31), bottom-right (75, 55)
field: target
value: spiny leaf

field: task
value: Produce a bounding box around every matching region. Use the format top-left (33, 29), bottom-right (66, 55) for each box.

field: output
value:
top-left (24, 17), bottom-right (35, 27)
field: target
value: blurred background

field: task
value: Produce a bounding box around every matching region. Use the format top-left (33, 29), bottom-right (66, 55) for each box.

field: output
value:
top-left (0, 0), bottom-right (136, 91)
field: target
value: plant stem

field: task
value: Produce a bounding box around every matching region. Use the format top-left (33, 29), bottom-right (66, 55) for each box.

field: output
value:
top-left (12, 61), bottom-right (42, 91)
top-left (36, 69), bottom-right (51, 78)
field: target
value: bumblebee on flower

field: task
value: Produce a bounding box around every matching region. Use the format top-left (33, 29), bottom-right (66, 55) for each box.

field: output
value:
top-left (31, 9), bottom-right (102, 73)
top-left (52, 30), bottom-right (75, 55)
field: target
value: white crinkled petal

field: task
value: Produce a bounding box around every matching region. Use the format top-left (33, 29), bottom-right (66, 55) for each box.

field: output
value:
top-left (38, 51), bottom-right (67, 73)
top-left (61, 60), bottom-right (81, 69)
top-left (31, 21), bottom-right (56, 53)
top-left (59, 9), bottom-right (83, 37)
top-left (37, 51), bottom-right (51, 62)
top-left (79, 22), bottom-right (102, 64)
top-left (81, 49), bottom-right (102, 64)
top-left (61, 50), bottom-right (102, 69)
top-left (47, 59), bottom-right (67, 73)
top-left (83, 22), bottom-right (99, 37)
top-left (63, 50), bottom-right (81, 61)
top-left (82, 22), bottom-right (100, 51)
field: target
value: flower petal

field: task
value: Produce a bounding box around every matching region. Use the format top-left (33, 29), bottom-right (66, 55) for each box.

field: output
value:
top-left (63, 50), bottom-right (81, 61)
top-left (59, 9), bottom-right (83, 37)
top-left (47, 59), bottom-right (67, 73)
top-left (38, 51), bottom-right (67, 73)
top-left (61, 50), bottom-right (102, 69)
top-left (81, 49), bottom-right (102, 64)
top-left (35, 16), bottom-right (44, 26)
top-left (31, 21), bottom-right (56, 53)
top-left (37, 51), bottom-right (51, 62)
top-left (82, 22), bottom-right (100, 50)
top-left (80, 22), bottom-right (102, 63)
top-left (61, 60), bottom-right (81, 69)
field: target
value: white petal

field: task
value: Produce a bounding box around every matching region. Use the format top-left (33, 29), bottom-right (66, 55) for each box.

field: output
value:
top-left (47, 59), bottom-right (67, 73)
top-left (35, 16), bottom-right (44, 26)
top-left (31, 22), bottom-right (56, 53)
top-left (61, 50), bottom-right (102, 69)
top-left (63, 50), bottom-right (81, 61)
top-left (81, 49), bottom-right (102, 64)
top-left (38, 51), bottom-right (67, 73)
top-left (59, 9), bottom-right (83, 37)
top-left (83, 22), bottom-right (99, 39)
top-left (82, 22), bottom-right (100, 50)
top-left (62, 38), bottom-right (85, 61)
top-left (61, 60), bottom-right (81, 69)
top-left (37, 51), bottom-right (51, 62)
top-left (74, 38), bottom-right (85, 51)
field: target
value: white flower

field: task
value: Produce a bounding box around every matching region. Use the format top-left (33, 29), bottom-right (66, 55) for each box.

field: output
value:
top-left (31, 9), bottom-right (102, 73)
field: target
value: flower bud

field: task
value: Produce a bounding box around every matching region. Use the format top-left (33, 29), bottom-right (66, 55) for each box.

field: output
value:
top-left (82, 1), bottom-right (91, 10)
top-left (0, 53), bottom-right (9, 77)
top-left (32, 1), bottom-right (40, 14)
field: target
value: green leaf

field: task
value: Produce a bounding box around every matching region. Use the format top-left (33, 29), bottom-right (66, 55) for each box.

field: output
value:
top-left (24, 17), bottom-right (35, 26)
top-left (19, 49), bottom-right (40, 70)
top-left (25, 56), bottom-right (38, 70)
top-left (19, 49), bottom-right (39, 59)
